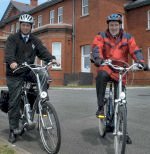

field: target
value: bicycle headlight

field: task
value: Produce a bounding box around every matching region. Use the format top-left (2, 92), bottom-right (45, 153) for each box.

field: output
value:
top-left (120, 92), bottom-right (126, 100)
top-left (41, 91), bottom-right (47, 98)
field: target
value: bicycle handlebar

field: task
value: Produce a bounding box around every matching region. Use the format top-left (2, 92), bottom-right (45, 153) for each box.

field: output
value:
top-left (101, 59), bottom-right (146, 73)
top-left (13, 61), bottom-right (57, 73)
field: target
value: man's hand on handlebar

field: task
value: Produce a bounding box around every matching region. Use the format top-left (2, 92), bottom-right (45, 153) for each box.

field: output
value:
top-left (94, 57), bottom-right (104, 67)
top-left (137, 62), bottom-right (149, 71)
top-left (10, 62), bottom-right (18, 70)
top-left (51, 59), bottom-right (60, 67)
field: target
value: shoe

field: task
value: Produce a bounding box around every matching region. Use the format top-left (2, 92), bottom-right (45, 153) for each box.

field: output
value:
top-left (126, 135), bottom-right (132, 144)
top-left (13, 128), bottom-right (22, 135)
top-left (96, 108), bottom-right (105, 119)
top-left (8, 131), bottom-right (16, 143)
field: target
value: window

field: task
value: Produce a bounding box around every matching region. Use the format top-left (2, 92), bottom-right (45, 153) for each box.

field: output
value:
top-left (52, 42), bottom-right (61, 69)
top-left (81, 45), bottom-right (91, 72)
top-left (58, 7), bottom-right (63, 23)
top-left (148, 48), bottom-right (150, 68)
top-left (38, 15), bottom-right (42, 27)
top-left (82, 0), bottom-right (89, 16)
top-left (10, 24), bottom-right (15, 33)
top-left (16, 22), bottom-right (19, 32)
top-left (148, 10), bottom-right (150, 29)
top-left (50, 10), bottom-right (55, 24)
top-left (33, 18), bottom-right (36, 29)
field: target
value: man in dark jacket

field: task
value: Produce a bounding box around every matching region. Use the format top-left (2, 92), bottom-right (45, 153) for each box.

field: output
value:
top-left (5, 14), bottom-right (58, 143)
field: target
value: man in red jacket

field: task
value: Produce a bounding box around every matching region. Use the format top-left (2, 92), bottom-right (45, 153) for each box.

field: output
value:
top-left (91, 13), bottom-right (146, 143)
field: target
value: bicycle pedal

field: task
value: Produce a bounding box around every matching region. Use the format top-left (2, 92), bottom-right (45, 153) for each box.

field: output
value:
top-left (97, 115), bottom-right (106, 119)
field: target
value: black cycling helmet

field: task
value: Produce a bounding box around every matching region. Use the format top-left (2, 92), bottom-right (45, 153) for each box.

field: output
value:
top-left (107, 13), bottom-right (122, 24)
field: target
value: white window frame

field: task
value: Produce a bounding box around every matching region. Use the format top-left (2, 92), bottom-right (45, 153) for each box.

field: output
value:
top-left (82, 0), bottom-right (89, 16)
top-left (16, 22), bottom-right (19, 32)
top-left (50, 10), bottom-right (55, 24)
top-left (148, 47), bottom-right (150, 68)
top-left (147, 10), bottom-right (150, 29)
top-left (121, 14), bottom-right (124, 29)
top-left (52, 42), bottom-right (62, 69)
top-left (81, 45), bottom-right (91, 72)
top-left (10, 24), bottom-right (15, 33)
top-left (58, 7), bottom-right (63, 24)
top-left (38, 15), bottom-right (42, 27)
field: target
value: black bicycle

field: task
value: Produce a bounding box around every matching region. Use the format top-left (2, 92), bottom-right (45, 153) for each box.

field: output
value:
top-left (14, 62), bottom-right (61, 154)
top-left (98, 59), bottom-right (146, 154)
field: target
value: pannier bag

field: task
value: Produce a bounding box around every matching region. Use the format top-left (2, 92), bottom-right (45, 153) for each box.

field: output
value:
top-left (0, 90), bottom-right (9, 113)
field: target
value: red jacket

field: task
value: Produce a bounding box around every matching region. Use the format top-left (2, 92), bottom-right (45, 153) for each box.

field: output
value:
top-left (92, 29), bottom-right (144, 84)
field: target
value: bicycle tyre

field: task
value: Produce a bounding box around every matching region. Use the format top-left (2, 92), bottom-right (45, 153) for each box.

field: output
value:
top-left (114, 105), bottom-right (127, 154)
top-left (98, 100), bottom-right (107, 137)
top-left (39, 101), bottom-right (61, 154)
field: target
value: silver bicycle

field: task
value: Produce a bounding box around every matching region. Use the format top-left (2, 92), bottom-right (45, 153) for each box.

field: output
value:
top-left (14, 62), bottom-right (61, 154)
top-left (98, 59), bottom-right (145, 154)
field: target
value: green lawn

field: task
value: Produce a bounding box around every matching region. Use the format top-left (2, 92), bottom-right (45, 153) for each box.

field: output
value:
top-left (0, 145), bottom-right (15, 154)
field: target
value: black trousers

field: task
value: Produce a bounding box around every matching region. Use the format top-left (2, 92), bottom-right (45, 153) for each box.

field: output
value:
top-left (6, 70), bottom-right (49, 130)
top-left (96, 70), bottom-right (125, 109)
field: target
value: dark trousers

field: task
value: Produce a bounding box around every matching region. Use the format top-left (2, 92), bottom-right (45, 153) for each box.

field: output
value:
top-left (96, 70), bottom-right (125, 109)
top-left (6, 70), bottom-right (49, 131)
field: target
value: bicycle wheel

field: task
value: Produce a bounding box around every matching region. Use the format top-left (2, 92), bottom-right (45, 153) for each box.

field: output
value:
top-left (114, 105), bottom-right (127, 154)
top-left (98, 99), bottom-right (107, 137)
top-left (39, 101), bottom-right (61, 154)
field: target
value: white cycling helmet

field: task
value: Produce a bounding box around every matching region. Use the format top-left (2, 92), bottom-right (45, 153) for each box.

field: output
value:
top-left (19, 14), bottom-right (34, 24)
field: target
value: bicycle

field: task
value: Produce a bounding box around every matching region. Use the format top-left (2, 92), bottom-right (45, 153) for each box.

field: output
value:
top-left (98, 59), bottom-right (146, 154)
top-left (13, 62), bottom-right (61, 154)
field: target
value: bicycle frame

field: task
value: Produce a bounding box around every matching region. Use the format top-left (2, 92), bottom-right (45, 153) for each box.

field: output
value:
top-left (100, 59), bottom-right (145, 154)
top-left (14, 62), bottom-right (53, 129)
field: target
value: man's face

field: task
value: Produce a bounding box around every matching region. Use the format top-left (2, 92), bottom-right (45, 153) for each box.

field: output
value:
top-left (20, 22), bottom-right (32, 35)
top-left (108, 21), bottom-right (120, 36)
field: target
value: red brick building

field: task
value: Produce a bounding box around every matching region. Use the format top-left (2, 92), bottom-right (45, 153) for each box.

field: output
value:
top-left (125, 0), bottom-right (150, 85)
top-left (0, 0), bottom-right (149, 86)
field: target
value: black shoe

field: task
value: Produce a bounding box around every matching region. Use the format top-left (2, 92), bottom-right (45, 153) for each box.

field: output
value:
top-left (8, 132), bottom-right (16, 143)
top-left (126, 135), bottom-right (132, 144)
top-left (96, 108), bottom-right (105, 119)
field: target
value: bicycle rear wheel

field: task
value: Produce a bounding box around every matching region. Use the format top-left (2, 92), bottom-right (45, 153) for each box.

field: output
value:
top-left (114, 105), bottom-right (127, 154)
top-left (39, 101), bottom-right (61, 154)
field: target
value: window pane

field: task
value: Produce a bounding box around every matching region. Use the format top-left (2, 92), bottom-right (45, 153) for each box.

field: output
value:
top-left (148, 10), bottom-right (150, 28)
top-left (82, 0), bottom-right (89, 16)
top-left (83, 7), bottom-right (88, 15)
top-left (84, 57), bottom-right (90, 69)
top-left (38, 15), bottom-right (42, 27)
top-left (58, 7), bottom-right (63, 23)
top-left (81, 45), bottom-right (91, 72)
top-left (83, 0), bottom-right (88, 6)
top-left (50, 10), bottom-right (54, 24)
top-left (52, 42), bottom-right (61, 68)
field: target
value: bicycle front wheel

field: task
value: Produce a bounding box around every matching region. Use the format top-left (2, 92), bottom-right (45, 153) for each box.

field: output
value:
top-left (98, 100), bottom-right (107, 137)
top-left (114, 105), bottom-right (127, 154)
top-left (39, 101), bottom-right (61, 154)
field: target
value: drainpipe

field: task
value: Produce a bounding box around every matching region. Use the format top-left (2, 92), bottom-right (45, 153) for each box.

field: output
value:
top-left (72, 0), bottom-right (75, 73)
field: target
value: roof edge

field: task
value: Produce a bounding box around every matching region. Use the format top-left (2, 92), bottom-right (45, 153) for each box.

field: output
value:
top-left (125, 0), bottom-right (150, 10)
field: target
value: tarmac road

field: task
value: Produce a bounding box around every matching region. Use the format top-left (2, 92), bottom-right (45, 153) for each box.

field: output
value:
top-left (0, 87), bottom-right (150, 154)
